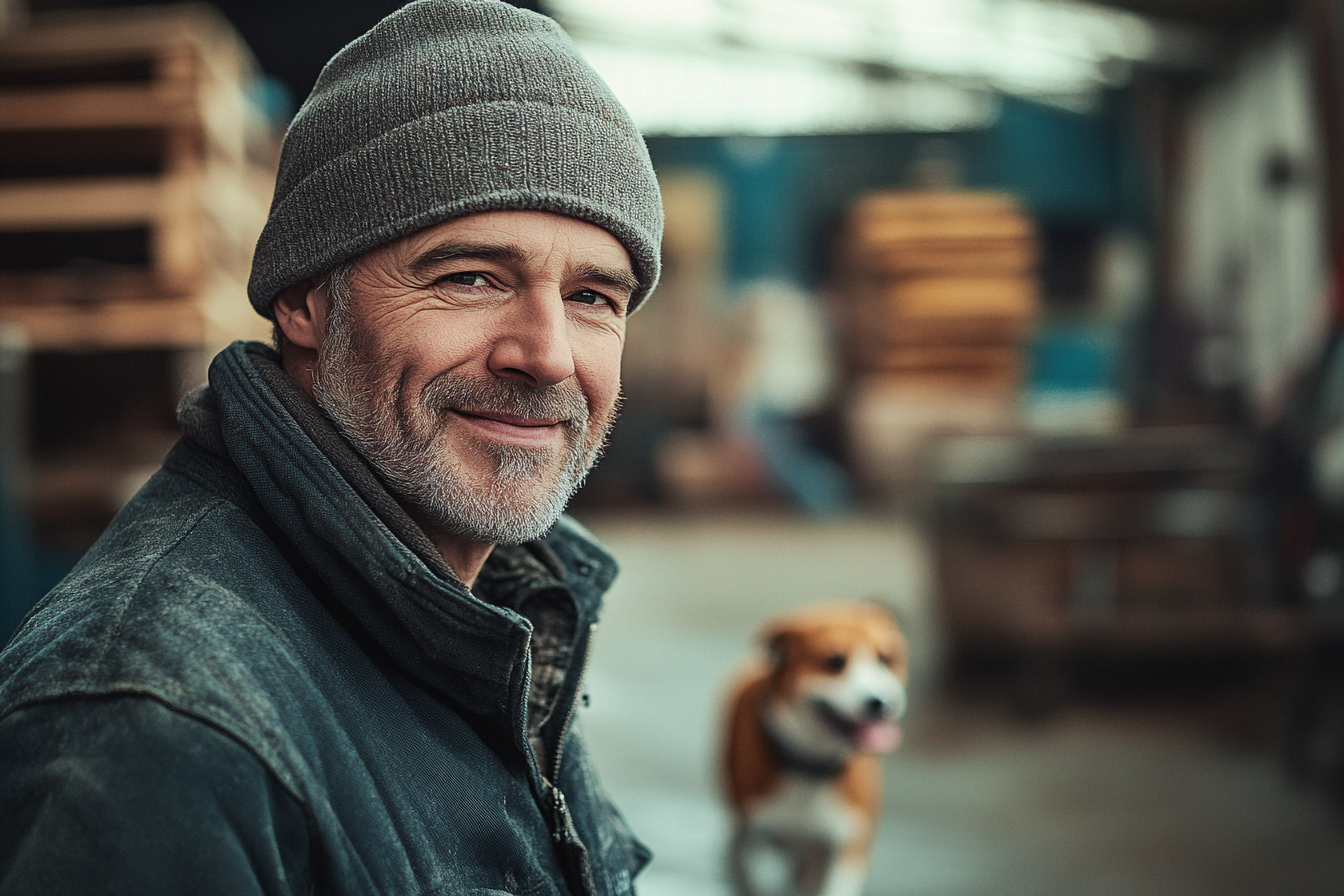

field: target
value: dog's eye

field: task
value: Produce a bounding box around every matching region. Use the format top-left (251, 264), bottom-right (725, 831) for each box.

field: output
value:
top-left (822, 653), bottom-right (847, 673)
top-left (878, 652), bottom-right (894, 667)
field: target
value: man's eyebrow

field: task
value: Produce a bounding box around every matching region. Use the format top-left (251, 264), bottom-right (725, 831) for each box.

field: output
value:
top-left (408, 241), bottom-right (529, 277)
top-left (570, 263), bottom-right (640, 297)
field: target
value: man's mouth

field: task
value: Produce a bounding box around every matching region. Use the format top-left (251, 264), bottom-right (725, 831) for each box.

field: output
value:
top-left (449, 408), bottom-right (569, 447)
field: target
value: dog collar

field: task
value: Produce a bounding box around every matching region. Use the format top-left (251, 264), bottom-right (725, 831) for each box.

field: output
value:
top-left (761, 716), bottom-right (849, 780)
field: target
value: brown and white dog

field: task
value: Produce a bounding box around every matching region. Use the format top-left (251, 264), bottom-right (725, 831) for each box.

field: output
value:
top-left (721, 602), bottom-right (908, 896)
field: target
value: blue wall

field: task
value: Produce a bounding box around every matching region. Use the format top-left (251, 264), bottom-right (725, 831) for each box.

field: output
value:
top-left (646, 92), bottom-right (1149, 292)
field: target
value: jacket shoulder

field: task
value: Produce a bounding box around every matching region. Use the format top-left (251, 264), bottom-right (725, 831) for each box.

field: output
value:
top-left (0, 693), bottom-right (313, 895)
top-left (0, 460), bottom-right (318, 773)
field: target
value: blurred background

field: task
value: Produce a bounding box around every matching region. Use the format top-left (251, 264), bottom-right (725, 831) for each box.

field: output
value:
top-left (2, 0), bottom-right (1344, 892)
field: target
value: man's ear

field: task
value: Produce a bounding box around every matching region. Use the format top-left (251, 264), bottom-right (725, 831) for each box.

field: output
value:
top-left (272, 277), bottom-right (329, 351)
top-left (271, 277), bottom-right (330, 396)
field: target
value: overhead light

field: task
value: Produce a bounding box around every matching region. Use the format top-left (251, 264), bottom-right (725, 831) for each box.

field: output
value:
top-left (547, 0), bottom-right (1160, 135)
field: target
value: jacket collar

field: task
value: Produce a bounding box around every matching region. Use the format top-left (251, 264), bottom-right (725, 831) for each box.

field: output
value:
top-left (182, 341), bottom-right (618, 735)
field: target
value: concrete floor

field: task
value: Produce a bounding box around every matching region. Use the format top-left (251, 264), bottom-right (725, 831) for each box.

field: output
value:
top-left (574, 512), bottom-right (1344, 896)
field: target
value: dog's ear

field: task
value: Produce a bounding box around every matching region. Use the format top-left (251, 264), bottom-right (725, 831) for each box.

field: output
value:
top-left (762, 625), bottom-right (795, 671)
top-left (862, 594), bottom-right (905, 631)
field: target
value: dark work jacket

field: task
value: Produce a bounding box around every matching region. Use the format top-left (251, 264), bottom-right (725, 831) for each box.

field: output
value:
top-left (0, 341), bottom-right (649, 896)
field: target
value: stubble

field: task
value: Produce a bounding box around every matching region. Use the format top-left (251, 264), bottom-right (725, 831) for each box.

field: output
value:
top-left (310, 264), bottom-right (616, 545)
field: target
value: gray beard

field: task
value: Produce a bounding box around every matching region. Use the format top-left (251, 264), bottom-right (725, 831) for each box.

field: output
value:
top-left (310, 292), bottom-right (612, 546)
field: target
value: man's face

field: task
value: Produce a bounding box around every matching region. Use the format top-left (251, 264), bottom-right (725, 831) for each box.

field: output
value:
top-left (311, 210), bottom-right (635, 545)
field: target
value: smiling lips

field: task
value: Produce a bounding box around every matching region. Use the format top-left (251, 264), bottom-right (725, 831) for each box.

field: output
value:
top-left (450, 408), bottom-right (568, 447)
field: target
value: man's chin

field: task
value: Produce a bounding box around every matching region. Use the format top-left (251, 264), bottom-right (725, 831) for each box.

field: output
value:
top-left (445, 449), bottom-right (568, 496)
top-left (411, 462), bottom-right (577, 546)
top-left (373, 423), bottom-right (596, 546)
top-left (429, 496), bottom-right (567, 546)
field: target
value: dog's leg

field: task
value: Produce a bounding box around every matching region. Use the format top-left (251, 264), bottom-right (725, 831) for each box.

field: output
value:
top-left (815, 852), bottom-right (867, 896)
top-left (733, 827), bottom-right (837, 896)
top-left (728, 826), bottom-right (754, 896)
top-left (790, 839), bottom-right (836, 896)
top-left (731, 827), bottom-right (789, 896)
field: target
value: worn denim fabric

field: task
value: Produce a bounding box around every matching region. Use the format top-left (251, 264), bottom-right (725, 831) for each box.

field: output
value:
top-left (0, 341), bottom-right (649, 896)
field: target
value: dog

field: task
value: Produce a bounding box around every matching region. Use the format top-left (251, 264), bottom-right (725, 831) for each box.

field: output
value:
top-left (721, 602), bottom-right (908, 896)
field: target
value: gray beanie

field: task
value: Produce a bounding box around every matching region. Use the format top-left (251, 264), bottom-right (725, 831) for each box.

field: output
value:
top-left (247, 0), bottom-right (663, 316)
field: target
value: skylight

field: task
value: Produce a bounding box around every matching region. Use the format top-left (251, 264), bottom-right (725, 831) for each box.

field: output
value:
top-left (546, 0), bottom-right (1160, 135)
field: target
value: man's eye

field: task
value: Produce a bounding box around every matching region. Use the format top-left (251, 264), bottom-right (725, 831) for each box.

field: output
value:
top-left (443, 271), bottom-right (489, 287)
top-left (568, 289), bottom-right (610, 307)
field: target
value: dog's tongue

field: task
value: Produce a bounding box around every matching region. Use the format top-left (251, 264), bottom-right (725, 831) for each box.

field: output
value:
top-left (855, 720), bottom-right (902, 753)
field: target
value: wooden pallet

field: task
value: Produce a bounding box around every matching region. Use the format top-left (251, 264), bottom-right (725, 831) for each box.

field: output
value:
top-left (846, 284), bottom-right (1035, 349)
top-left (863, 238), bottom-right (1038, 275)
top-left (847, 191), bottom-right (1026, 231)
top-left (0, 166), bottom-right (271, 298)
top-left (873, 344), bottom-right (1021, 375)
top-left (0, 4), bottom-right (271, 168)
top-left (890, 274), bottom-right (1037, 318)
top-left (851, 211), bottom-right (1033, 246)
top-left (0, 286), bottom-right (259, 352)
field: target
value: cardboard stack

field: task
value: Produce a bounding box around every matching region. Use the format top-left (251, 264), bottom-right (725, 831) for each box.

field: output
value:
top-left (832, 190), bottom-right (1040, 492)
top-left (0, 5), bottom-right (277, 550)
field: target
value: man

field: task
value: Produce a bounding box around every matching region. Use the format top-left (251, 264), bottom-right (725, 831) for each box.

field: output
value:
top-left (0, 2), bottom-right (662, 894)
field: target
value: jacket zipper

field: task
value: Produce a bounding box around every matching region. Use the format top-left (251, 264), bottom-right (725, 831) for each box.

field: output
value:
top-left (538, 621), bottom-right (598, 895)
top-left (549, 621), bottom-right (596, 782)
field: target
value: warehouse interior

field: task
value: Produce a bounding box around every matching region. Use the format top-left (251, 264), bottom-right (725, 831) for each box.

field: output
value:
top-left (1, 0), bottom-right (1343, 893)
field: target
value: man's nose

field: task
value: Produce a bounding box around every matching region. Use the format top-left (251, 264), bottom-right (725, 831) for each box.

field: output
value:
top-left (486, 290), bottom-right (577, 388)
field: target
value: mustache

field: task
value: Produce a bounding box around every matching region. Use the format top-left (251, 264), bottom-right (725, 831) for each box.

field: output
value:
top-left (419, 372), bottom-right (589, 427)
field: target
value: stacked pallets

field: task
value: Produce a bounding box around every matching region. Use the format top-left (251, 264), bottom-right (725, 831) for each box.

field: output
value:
top-left (831, 190), bottom-right (1040, 492)
top-left (0, 4), bottom-right (277, 551)
top-left (0, 3), bottom-right (275, 352)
